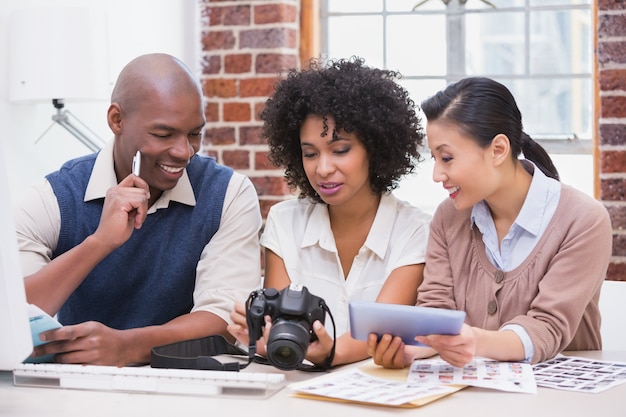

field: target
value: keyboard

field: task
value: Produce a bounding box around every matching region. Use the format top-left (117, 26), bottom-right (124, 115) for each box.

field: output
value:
top-left (13, 362), bottom-right (286, 398)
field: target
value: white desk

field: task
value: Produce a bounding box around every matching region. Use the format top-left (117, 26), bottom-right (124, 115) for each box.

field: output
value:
top-left (1, 351), bottom-right (625, 417)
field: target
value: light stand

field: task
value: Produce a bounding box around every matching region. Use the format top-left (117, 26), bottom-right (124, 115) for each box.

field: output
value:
top-left (35, 99), bottom-right (106, 152)
top-left (9, 7), bottom-right (110, 153)
top-left (48, 99), bottom-right (106, 152)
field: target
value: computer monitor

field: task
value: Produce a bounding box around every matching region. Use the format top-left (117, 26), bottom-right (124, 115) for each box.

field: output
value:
top-left (0, 147), bottom-right (33, 370)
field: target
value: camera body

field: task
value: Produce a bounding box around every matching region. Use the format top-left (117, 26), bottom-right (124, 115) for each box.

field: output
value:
top-left (246, 284), bottom-right (326, 370)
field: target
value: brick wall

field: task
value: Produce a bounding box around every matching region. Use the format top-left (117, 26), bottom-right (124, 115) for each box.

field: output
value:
top-left (198, 0), bottom-right (300, 218)
top-left (198, 1), bottom-right (624, 280)
top-left (598, 0), bottom-right (626, 281)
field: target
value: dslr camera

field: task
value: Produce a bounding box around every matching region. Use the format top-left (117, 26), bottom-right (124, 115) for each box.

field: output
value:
top-left (246, 284), bottom-right (327, 370)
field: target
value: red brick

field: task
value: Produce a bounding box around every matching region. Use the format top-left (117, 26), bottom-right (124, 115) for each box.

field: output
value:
top-left (240, 125), bottom-right (265, 145)
top-left (607, 205), bottom-right (626, 230)
top-left (255, 151), bottom-right (280, 170)
top-left (254, 4), bottom-right (298, 24)
top-left (600, 69), bottom-right (626, 91)
top-left (201, 30), bottom-right (236, 50)
top-left (597, 41), bottom-right (626, 65)
top-left (250, 175), bottom-right (290, 196)
top-left (201, 149), bottom-right (219, 161)
top-left (606, 262), bottom-right (626, 281)
top-left (600, 124), bottom-right (626, 146)
top-left (204, 127), bottom-right (236, 145)
top-left (240, 28), bottom-right (297, 49)
top-left (222, 150), bottom-right (250, 169)
top-left (202, 5), bottom-right (251, 26)
top-left (601, 96), bottom-right (626, 118)
top-left (222, 5), bottom-right (251, 25)
top-left (613, 234), bottom-right (626, 256)
top-left (223, 102), bottom-right (251, 122)
top-left (598, 0), bottom-right (626, 11)
top-left (601, 150), bottom-right (626, 173)
top-left (225, 54), bottom-right (252, 74)
top-left (258, 198), bottom-right (283, 220)
top-left (599, 13), bottom-right (626, 37)
top-left (600, 178), bottom-right (626, 201)
top-left (201, 55), bottom-right (222, 75)
top-left (204, 102), bottom-right (219, 122)
top-left (240, 77), bottom-right (279, 97)
top-left (202, 6), bottom-right (223, 26)
top-left (256, 53), bottom-right (298, 74)
top-left (254, 102), bottom-right (266, 121)
top-left (199, 5), bottom-right (210, 27)
top-left (202, 78), bottom-right (237, 98)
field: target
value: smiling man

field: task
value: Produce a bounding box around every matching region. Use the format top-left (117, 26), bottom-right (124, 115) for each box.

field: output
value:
top-left (13, 53), bottom-right (262, 367)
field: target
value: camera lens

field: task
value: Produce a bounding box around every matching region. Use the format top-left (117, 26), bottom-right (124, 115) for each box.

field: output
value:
top-left (266, 319), bottom-right (311, 370)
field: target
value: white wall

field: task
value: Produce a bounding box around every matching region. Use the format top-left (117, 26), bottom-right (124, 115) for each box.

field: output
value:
top-left (0, 0), bottom-right (197, 201)
top-left (1, 1), bottom-right (594, 215)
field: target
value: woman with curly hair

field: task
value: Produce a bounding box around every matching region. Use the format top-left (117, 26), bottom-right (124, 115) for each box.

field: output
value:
top-left (228, 57), bottom-right (431, 367)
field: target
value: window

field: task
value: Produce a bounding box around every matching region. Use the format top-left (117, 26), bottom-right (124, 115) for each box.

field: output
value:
top-left (320, 0), bottom-right (593, 210)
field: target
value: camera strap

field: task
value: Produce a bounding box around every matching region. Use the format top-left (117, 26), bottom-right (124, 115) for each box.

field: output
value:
top-left (150, 294), bottom-right (338, 373)
top-left (150, 335), bottom-right (253, 371)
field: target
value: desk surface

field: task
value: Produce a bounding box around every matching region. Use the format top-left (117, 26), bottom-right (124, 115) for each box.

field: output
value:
top-left (1, 351), bottom-right (625, 417)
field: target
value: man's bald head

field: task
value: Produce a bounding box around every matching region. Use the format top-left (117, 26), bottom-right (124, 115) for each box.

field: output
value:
top-left (111, 53), bottom-right (202, 115)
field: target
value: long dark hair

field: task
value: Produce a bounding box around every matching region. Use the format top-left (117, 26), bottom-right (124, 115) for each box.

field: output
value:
top-left (420, 77), bottom-right (559, 181)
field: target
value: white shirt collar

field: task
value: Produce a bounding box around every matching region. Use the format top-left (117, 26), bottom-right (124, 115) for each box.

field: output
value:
top-left (84, 140), bottom-right (196, 212)
top-left (471, 160), bottom-right (559, 236)
top-left (300, 193), bottom-right (397, 259)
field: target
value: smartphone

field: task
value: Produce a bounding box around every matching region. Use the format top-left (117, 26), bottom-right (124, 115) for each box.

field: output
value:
top-left (132, 150), bottom-right (141, 176)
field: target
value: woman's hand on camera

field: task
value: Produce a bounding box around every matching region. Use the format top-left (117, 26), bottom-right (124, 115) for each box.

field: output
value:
top-left (227, 302), bottom-right (270, 357)
top-left (305, 320), bottom-right (335, 367)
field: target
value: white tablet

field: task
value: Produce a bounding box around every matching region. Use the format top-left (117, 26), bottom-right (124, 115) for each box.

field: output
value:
top-left (349, 301), bottom-right (466, 345)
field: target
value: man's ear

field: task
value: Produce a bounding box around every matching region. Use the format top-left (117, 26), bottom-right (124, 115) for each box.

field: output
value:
top-left (107, 103), bottom-right (123, 134)
top-left (490, 134), bottom-right (511, 167)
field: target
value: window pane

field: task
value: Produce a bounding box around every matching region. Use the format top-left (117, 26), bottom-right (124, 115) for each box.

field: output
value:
top-left (327, 0), bottom-right (383, 13)
top-left (502, 78), bottom-right (591, 138)
top-left (326, 16), bottom-right (384, 68)
top-left (466, 12), bottom-right (525, 75)
top-left (530, 0), bottom-right (590, 6)
top-left (387, 0), bottom-right (445, 12)
top-left (398, 79), bottom-right (448, 108)
top-left (387, 15), bottom-right (446, 76)
top-left (530, 10), bottom-right (591, 74)
top-left (321, 0), bottom-right (593, 154)
top-left (465, 0), bottom-right (525, 9)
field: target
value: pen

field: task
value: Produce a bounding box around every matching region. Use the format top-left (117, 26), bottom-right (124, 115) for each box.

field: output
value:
top-left (132, 150), bottom-right (141, 176)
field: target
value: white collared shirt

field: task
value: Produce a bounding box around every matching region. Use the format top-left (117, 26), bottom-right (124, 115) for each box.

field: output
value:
top-left (13, 140), bottom-right (263, 324)
top-left (260, 193), bottom-right (431, 336)
top-left (470, 160), bottom-right (561, 361)
top-left (471, 160), bottom-right (561, 272)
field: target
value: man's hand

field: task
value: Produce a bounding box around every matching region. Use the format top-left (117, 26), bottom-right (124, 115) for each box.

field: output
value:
top-left (93, 175), bottom-right (150, 250)
top-left (32, 322), bottom-right (134, 366)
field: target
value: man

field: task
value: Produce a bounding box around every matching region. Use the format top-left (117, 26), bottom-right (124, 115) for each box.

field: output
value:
top-left (14, 53), bottom-right (262, 366)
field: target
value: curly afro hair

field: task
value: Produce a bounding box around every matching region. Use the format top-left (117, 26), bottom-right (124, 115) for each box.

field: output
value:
top-left (259, 56), bottom-right (425, 203)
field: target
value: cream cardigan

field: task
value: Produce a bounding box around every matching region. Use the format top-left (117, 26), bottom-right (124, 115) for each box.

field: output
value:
top-left (419, 184), bottom-right (613, 364)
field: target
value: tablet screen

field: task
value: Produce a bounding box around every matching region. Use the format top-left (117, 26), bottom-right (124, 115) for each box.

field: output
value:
top-left (349, 301), bottom-right (466, 345)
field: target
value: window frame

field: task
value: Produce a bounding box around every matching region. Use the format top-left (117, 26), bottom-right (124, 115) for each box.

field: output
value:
top-left (316, 0), bottom-right (593, 155)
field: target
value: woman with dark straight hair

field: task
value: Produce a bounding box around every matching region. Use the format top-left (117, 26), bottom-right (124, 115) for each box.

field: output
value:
top-left (368, 77), bottom-right (612, 369)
